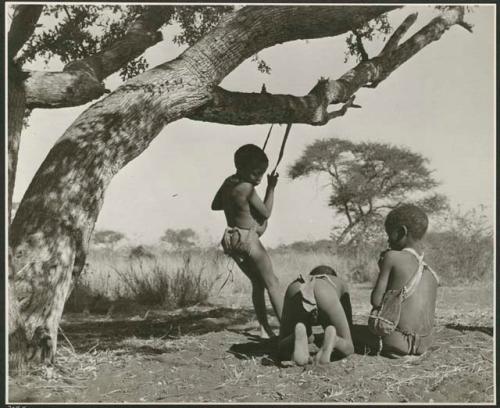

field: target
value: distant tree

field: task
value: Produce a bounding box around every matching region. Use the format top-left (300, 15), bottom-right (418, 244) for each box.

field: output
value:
top-left (289, 138), bottom-right (449, 244)
top-left (160, 228), bottom-right (198, 250)
top-left (92, 229), bottom-right (126, 250)
top-left (277, 239), bottom-right (336, 253)
top-left (129, 245), bottom-right (155, 260)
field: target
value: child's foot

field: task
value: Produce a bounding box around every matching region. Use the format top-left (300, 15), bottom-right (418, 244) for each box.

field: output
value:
top-left (292, 323), bottom-right (310, 366)
top-left (314, 326), bottom-right (336, 365)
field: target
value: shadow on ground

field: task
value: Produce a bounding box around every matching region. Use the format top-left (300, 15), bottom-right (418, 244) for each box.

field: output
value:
top-left (227, 323), bottom-right (381, 365)
top-left (445, 324), bottom-right (493, 336)
top-left (60, 306), bottom-right (256, 352)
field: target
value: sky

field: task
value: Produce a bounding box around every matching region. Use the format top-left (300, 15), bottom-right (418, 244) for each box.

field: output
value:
top-left (10, 5), bottom-right (496, 248)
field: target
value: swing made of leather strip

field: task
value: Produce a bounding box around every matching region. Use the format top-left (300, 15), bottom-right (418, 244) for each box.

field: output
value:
top-left (368, 249), bottom-right (425, 337)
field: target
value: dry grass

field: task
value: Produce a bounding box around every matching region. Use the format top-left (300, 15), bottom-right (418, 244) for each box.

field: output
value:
top-left (65, 232), bottom-right (493, 316)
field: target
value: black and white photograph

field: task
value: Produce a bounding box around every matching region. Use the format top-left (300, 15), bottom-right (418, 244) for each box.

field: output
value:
top-left (5, 2), bottom-right (496, 404)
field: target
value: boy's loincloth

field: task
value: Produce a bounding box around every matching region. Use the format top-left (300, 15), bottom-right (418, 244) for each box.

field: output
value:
top-left (221, 226), bottom-right (258, 261)
top-left (294, 273), bottom-right (337, 324)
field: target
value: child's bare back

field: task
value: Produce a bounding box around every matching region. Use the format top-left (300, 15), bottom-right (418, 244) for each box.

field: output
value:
top-left (370, 204), bottom-right (439, 356)
top-left (376, 250), bottom-right (438, 338)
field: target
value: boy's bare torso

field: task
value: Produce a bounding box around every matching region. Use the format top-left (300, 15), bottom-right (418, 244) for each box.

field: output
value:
top-left (216, 175), bottom-right (267, 235)
top-left (385, 250), bottom-right (438, 334)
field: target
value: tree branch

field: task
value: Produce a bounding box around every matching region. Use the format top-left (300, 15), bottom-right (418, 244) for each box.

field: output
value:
top-left (24, 6), bottom-right (174, 109)
top-left (326, 95), bottom-right (361, 121)
top-left (8, 5), bottom-right (44, 62)
top-left (380, 12), bottom-right (418, 55)
top-left (189, 7), bottom-right (469, 126)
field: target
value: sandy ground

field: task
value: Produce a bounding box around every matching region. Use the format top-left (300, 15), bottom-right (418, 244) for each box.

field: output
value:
top-left (8, 283), bottom-right (494, 404)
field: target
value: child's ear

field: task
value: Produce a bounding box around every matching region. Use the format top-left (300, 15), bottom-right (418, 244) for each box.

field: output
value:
top-left (399, 225), bottom-right (408, 240)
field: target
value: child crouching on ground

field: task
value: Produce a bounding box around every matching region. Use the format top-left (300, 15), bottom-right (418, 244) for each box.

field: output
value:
top-left (278, 265), bottom-right (354, 365)
top-left (369, 204), bottom-right (439, 357)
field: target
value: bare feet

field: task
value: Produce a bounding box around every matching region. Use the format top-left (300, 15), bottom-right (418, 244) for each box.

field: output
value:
top-left (314, 325), bottom-right (336, 365)
top-left (292, 322), bottom-right (310, 366)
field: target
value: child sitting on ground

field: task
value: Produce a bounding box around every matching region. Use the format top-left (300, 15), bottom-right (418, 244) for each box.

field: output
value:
top-left (278, 265), bottom-right (354, 365)
top-left (211, 144), bottom-right (282, 338)
top-left (369, 204), bottom-right (439, 357)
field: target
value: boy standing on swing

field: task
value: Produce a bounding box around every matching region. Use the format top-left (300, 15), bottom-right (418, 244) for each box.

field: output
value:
top-left (211, 144), bottom-right (283, 338)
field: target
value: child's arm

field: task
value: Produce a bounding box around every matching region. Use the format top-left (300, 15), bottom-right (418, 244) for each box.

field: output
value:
top-left (247, 173), bottom-right (278, 219)
top-left (370, 252), bottom-right (393, 308)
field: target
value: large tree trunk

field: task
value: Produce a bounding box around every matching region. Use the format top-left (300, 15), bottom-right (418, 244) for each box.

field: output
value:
top-left (7, 66), bottom-right (31, 371)
top-left (8, 5), bottom-right (467, 366)
top-left (8, 63), bottom-right (27, 225)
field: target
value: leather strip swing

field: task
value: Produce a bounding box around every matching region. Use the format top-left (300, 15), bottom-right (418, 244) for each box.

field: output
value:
top-left (262, 123), bottom-right (293, 175)
top-left (262, 124), bottom-right (274, 151)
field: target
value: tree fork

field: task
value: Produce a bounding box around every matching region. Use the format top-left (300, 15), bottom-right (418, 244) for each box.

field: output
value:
top-left (189, 7), bottom-right (470, 126)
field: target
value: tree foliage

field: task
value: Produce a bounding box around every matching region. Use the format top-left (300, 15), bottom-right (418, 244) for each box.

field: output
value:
top-left (344, 15), bottom-right (392, 63)
top-left (15, 5), bottom-right (232, 77)
top-left (15, 5), bottom-right (234, 80)
top-left (160, 228), bottom-right (199, 250)
top-left (289, 138), bottom-right (449, 244)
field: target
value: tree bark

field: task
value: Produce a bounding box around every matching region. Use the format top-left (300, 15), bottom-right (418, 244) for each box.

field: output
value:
top-left (8, 65), bottom-right (27, 225)
top-left (9, 5), bottom-right (466, 366)
top-left (8, 5), bottom-right (44, 61)
top-left (7, 5), bottom-right (43, 223)
top-left (23, 6), bottom-right (174, 109)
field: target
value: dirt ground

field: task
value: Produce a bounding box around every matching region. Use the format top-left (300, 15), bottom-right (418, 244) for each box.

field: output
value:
top-left (8, 284), bottom-right (494, 404)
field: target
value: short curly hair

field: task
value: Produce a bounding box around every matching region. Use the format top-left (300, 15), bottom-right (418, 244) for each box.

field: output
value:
top-left (234, 144), bottom-right (268, 172)
top-left (384, 204), bottom-right (429, 240)
top-left (310, 265), bottom-right (337, 277)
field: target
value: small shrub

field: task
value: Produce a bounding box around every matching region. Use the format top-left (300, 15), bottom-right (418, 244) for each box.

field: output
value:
top-left (114, 261), bottom-right (172, 307)
top-left (65, 278), bottom-right (113, 314)
top-left (425, 206), bottom-right (494, 284)
top-left (171, 255), bottom-right (215, 307)
top-left (335, 241), bottom-right (382, 284)
top-left (114, 254), bottom-right (216, 309)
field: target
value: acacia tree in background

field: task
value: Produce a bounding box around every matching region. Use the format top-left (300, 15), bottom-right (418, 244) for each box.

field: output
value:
top-left (91, 229), bottom-right (126, 250)
top-left (160, 228), bottom-right (199, 251)
top-left (8, 4), bottom-right (473, 367)
top-left (289, 138), bottom-right (449, 244)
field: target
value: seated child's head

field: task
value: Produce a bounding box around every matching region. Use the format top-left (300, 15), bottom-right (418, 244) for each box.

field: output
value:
top-left (384, 204), bottom-right (428, 250)
top-left (234, 144), bottom-right (269, 186)
top-left (310, 265), bottom-right (337, 277)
